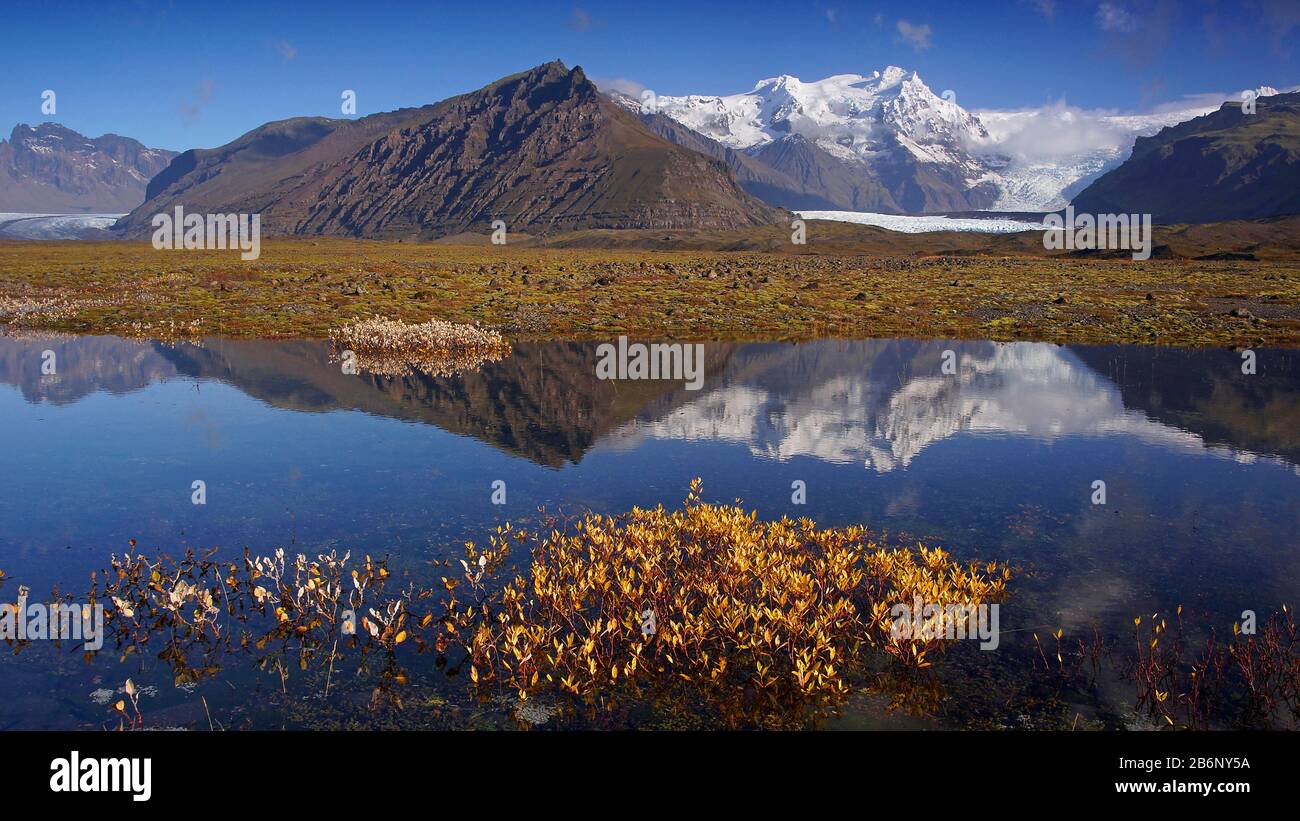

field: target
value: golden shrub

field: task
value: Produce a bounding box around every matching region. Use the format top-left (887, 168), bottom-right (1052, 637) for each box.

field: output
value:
top-left (83, 483), bottom-right (1009, 727)
top-left (443, 479), bottom-right (1010, 714)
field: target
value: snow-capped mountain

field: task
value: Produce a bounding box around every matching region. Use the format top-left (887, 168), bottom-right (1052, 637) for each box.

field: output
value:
top-left (631, 70), bottom-right (1280, 213)
top-left (644, 68), bottom-right (998, 213)
top-left (655, 68), bottom-right (989, 166)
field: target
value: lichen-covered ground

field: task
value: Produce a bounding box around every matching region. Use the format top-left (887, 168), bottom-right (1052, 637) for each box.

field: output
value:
top-left (2, 239), bottom-right (1298, 346)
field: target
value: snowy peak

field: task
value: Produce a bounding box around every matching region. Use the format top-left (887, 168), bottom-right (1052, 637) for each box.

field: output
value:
top-left (650, 67), bottom-right (996, 212)
top-left (655, 67), bottom-right (989, 170)
top-left (878, 73), bottom-right (990, 156)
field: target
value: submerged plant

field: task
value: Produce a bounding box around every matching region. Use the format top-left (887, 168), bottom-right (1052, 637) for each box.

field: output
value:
top-left (1120, 604), bottom-right (1295, 729)
top-left (438, 480), bottom-right (1011, 724)
top-left (76, 483), bottom-right (1010, 728)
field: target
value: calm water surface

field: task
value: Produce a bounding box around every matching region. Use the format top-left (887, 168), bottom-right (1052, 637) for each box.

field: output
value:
top-left (1, 335), bottom-right (1297, 728)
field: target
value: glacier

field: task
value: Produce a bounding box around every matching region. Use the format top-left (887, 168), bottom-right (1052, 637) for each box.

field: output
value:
top-left (795, 210), bottom-right (1048, 234)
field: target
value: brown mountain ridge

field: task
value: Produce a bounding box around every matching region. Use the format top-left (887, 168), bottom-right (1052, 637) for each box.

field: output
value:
top-left (116, 62), bottom-right (780, 239)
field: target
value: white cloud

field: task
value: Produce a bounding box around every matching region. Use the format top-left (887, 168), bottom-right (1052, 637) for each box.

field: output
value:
top-left (896, 19), bottom-right (933, 50)
top-left (180, 79), bottom-right (215, 126)
top-left (979, 100), bottom-right (1129, 160)
top-left (1095, 2), bottom-right (1138, 33)
top-left (568, 7), bottom-right (596, 31)
top-left (973, 85), bottom-right (1286, 164)
top-left (1146, 91), bottom-right (1241, 114)
top-left (592, 76), bottom-right (649, 98)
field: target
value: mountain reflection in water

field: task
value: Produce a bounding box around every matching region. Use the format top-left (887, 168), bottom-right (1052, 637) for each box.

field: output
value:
top-left (3, 335), bottom-right (1297, 471)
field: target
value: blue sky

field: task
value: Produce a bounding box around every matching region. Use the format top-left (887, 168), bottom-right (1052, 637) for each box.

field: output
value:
top-left (2, 0), bottom-right (1297, 151)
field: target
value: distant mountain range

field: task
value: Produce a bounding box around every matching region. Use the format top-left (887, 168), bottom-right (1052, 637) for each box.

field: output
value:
top-left (629, 68), bottom-right (1281, 214)
top-left (2, 63), bottom-right (1292, 233)
top-left (116, 62), bottom-right (778, 239)
top-left (0, 123), bottom-right (175, 212)
top-left (1071, 92), bottom-right (1300, 224)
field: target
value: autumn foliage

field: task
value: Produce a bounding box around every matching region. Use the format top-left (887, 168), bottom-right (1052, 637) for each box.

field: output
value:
top-left (442, 479), bottom-right (1010, 714)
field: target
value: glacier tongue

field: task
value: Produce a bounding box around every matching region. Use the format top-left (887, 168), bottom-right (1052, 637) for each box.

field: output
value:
top-left (795, 211), bottom-right (1049, 234)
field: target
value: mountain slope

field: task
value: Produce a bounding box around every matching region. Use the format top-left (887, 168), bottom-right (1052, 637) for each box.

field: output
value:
top-left (748, 134), bottom-right (899, 211)
top-left (1070, 92), bottom-right (1300, 223)
top-left (118, 62), bottom-right (779, 239)
top-left (623, 103), bottom-right (873, 210)
top-left (0, 123), bottom-right (175, 212)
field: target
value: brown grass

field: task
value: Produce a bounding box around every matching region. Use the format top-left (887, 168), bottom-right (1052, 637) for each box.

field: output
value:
top-left (1, 236), bottom-right (1298, 346)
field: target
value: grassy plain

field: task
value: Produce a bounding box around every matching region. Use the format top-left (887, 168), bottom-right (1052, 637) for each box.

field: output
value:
top-left (1, 225), bottom-right (1298, 346)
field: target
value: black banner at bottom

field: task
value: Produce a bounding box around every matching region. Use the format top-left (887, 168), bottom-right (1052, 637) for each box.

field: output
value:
top-left (3, 729), bottom-right (1286, 808)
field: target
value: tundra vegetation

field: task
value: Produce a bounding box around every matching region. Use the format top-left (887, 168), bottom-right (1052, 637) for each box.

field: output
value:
top-left (329, 315), bottom-right (510, 376)
top-left (1, 238), bottom-right (1298, 346)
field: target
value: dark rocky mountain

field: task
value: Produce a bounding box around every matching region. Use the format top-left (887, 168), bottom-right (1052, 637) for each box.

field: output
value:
top-left (117, 62), bottom-right (780, 239)
top-left (746, 134), bottom-right (892, 211)
top-left (1071, 92), bottom-right (1300, 223)
top-left (1071, 345), bottom-right (1300, 465)
top-left (0, 123), bottom-right (175, 212)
